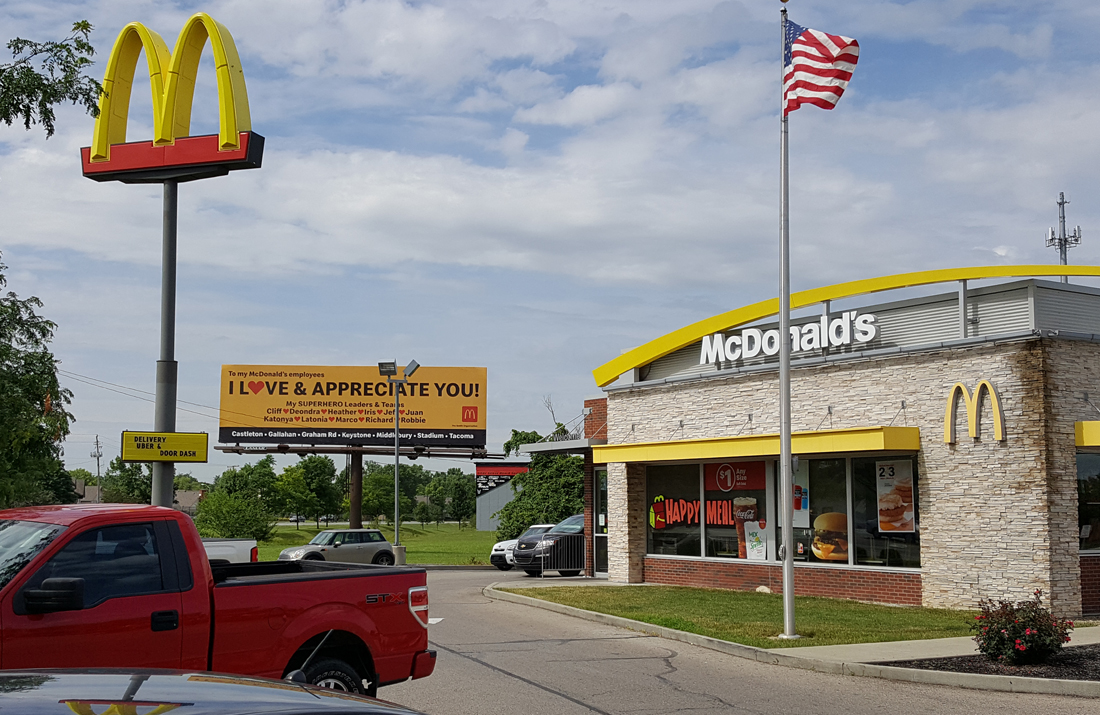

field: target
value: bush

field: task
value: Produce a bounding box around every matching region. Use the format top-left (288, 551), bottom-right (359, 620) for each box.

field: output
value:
top-left (970, 589), bottom-right (1073, 665)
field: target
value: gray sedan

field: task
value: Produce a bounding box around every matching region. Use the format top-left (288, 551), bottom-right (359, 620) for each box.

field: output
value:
top-left (279, 529), bottom-right (396, 565)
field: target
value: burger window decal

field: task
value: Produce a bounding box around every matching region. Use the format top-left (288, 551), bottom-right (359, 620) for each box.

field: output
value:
top-left (812, 512), bottom-right (849, 561)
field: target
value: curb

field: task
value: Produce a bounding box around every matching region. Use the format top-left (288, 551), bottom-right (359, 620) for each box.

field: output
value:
top-left (484, 585), bottom-right (1100, 698)
top-left (415, 564), bottom-right (499, 571)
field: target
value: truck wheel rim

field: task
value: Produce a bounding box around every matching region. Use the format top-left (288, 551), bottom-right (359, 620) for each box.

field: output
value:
top-left (316, 678), bottom-right (350, 691)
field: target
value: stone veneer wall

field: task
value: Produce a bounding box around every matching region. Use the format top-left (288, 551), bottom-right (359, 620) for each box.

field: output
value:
top-left (605, 337), bottom-right (1085, 616)
top-left (1041, 340), bottom-right (1100, 616)
top-left (607, 462), bottom-right (646, 582)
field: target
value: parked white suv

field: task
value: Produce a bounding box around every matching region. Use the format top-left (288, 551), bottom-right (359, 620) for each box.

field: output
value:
top-left (490, 524), bottom-right (554, 571)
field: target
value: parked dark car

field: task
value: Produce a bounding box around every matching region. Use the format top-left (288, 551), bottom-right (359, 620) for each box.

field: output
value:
top-left (511, 514), bottom-right (585, 576)
top-left (0, 670), bottom-right (426, 714)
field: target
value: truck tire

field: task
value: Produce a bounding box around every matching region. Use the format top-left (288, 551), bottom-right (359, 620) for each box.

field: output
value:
top-left (523, 569), bottom-right (540, 576)
top-left (304, 658), bottom-right (363, 693)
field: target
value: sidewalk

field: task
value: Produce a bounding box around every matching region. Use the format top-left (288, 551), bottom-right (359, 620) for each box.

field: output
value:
top-left (767, 626), bottom-right (1100, 663)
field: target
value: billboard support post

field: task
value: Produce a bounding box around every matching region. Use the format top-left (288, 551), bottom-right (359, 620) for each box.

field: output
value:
top-left (349, 452), bottom-right (363, 529)
top-left (151, 179), bottom-right (179, 507)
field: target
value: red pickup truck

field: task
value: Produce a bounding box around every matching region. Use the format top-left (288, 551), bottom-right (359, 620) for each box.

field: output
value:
top-left (0, 504), bottom-right (435, 695)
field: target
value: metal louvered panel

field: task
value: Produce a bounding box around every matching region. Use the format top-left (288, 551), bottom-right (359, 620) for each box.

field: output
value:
top-left (969, 287), bottom-right (1030, 338)
top-left (1035, 286), bottom-right (1100, 334)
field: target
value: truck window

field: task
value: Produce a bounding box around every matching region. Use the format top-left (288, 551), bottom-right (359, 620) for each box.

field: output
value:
top-left (0, 520), bottom-right (66, 590)
top-left (30, 523), bottom-right (165, 607)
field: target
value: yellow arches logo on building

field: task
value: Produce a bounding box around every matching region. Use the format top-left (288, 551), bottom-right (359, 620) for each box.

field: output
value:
top-left (943, 380), bottom-right (1005, 444)
top-left (592, 265), bottom-right (1100, 387)
top-left (90, 12), bottom-right (251, 162)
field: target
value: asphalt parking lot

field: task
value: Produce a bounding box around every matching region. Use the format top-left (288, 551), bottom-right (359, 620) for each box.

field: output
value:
top-left (383, 569), bottom-right (1096, 715)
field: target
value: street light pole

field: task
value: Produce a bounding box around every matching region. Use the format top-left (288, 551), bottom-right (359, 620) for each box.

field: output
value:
top-left (379, 359), bottom-right (418, 563)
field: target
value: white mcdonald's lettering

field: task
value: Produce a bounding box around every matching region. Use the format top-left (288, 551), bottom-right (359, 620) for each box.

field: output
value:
top-left (90, 12), bottom-right (250, 162)
top-left (944, 380), bottom-right (1006, 443)
top-left (700, 312), bottom-right (877, 365)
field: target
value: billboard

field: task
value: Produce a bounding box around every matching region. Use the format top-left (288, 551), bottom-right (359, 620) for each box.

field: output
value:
top-left (219, 365), bottom-right (487, 447)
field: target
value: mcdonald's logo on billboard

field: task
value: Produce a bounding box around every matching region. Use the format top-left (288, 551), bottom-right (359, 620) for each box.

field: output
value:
top-left (80, 13), bottom-right (263, 183)
top-left (944, 380), bottom-right (1006, 444)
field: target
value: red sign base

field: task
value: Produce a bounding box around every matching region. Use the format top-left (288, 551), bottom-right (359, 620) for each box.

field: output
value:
top-left (81, 132), bottom-right (264, 184)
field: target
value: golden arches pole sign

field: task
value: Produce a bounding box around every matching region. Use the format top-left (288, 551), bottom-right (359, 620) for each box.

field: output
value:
top-left (592, 265), bottom-right (1100, 387)
top-left (80, 12), bottom-right (262, 183)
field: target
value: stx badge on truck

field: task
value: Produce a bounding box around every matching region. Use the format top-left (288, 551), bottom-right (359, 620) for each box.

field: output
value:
top-left (365, 593), bottom-right (406, 605)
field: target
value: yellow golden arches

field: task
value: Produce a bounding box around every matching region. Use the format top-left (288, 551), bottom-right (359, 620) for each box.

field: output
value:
top-left (90, 12), bottom-right (251, 162)
top-left (944, 380), bottom-right (1006, 444)
top-left (592, 265), bottom-right (1100, 387)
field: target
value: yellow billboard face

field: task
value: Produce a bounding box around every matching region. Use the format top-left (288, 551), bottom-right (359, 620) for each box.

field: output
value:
top-left (219, 365), bottom-right (487, 447)
top-left (122, 432), bottom-right (208, 462)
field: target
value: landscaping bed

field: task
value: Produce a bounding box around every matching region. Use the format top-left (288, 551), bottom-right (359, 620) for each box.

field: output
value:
top-left (881, 643), bottom-right (1100, 681)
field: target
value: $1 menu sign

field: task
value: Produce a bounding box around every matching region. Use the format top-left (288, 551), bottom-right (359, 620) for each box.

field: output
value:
top-left (219, 364), bottom-right (487, 447)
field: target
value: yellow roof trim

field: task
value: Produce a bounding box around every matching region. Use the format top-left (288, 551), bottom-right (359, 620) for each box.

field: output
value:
top-left (1076, 421), bottom-right (1100, 448)
top-left (591, 426), bottom-right (920, 464)
top-left (593, 265), bottom-right (1100, 387)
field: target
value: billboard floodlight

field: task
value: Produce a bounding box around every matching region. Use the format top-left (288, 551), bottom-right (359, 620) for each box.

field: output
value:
top-left (378, 361), bottom-right (397, 376)
top-left (405, 360), bottom-right (420, 377)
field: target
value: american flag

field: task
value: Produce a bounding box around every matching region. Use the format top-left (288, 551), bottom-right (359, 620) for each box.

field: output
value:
top-left (784, 19), bottom-right (859, 115)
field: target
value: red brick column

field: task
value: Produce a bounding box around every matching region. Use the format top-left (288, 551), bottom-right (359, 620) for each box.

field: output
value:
top-left (1082, 555), bottom-right (1100, 615)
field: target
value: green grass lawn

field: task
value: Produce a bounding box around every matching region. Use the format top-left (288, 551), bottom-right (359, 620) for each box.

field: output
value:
top-left (500, 585), bottom-right (978, 649)
top-left (257, 523), bottom-right (498, 565)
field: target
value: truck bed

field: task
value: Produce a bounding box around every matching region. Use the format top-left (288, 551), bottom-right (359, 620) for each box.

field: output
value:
top-left (211, 559), bottom-right (419, 585)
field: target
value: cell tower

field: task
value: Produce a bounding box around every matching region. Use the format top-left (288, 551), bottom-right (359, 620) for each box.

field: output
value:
top-left (1046, 192), bottom-right (1082, 284)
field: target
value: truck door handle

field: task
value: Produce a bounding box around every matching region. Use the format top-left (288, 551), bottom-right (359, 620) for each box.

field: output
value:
top-left (151, 610), bottom-right (179, 632)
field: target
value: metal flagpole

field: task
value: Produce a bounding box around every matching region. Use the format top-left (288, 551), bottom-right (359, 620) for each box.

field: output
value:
top-left (778, 3), bottom-right (799, 640)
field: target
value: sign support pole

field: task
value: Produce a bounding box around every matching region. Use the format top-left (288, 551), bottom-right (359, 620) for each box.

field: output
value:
top-left (394, 382), bottom-right (401, 547)
top-left (349, 452), bottom-right (363, 529)
top-left (151, 179), bottom-right (179, 507)
top-left (778, 4), bottom-right (799, 640)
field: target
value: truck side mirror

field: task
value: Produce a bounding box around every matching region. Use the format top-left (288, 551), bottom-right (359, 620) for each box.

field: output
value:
top-left (24, 578), bottom-right (85, 614)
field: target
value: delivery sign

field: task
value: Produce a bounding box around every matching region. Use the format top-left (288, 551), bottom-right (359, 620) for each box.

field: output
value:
top-left (219, 365), bottom-right (486, 447)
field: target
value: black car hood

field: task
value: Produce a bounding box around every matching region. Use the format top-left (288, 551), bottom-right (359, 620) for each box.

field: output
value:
top-left (0, 670), bottom-right (424, 715)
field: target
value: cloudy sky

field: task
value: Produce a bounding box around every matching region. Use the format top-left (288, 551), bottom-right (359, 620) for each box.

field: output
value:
top-left (3, 0), bottom-right (1099, 481)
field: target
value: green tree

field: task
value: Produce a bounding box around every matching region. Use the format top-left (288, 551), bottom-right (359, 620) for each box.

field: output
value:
top-left (424, 468), bottom-right (475, 524)
top-left (360, 461), bottom-right (430, 524)
top-left (101, 457), bottom-right (150, 504)
top-left (298, 455), bottom-right (341, 526)
top-left (215, 456), bottom-right (279, 512)
top-left (413, 500), bottom-right (440, 527)
top-left (1, 21), bottom-right (102, 138)
top-left (0, 254), bottom-right (75, 509)
top-left (194, 490), bottom-right (276, 541)
top-left (174, 473), bottom-right (210, 491)
top-left (494, 429), bottom-right (583, 540)
top-left (68, 467), bottom-right (94, 487)
top-left (276, 464), bottom-right (316, 529)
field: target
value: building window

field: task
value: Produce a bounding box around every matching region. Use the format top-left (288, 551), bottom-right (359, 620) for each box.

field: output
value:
top-left (1079, 453), bottom-right (1100, 551)
top-left (704, 461), bottom-right (768, 560)
top-left (776, 459), bottom-right (848, 564)
top-left (852, 457), bottom-right (920, 567)
top-left (647, 464), bottom-right (701, 556)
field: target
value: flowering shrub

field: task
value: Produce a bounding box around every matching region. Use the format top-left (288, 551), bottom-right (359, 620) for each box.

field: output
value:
top-left (970, 590), bottom-right (1073, 665)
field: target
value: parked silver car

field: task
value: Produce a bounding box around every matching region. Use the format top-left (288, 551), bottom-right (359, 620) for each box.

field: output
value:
top-left (279, 529), bottom-right (396, 565)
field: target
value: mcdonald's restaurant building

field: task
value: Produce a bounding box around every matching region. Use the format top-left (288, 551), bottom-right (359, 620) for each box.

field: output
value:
top-left (590, 270), bottom-right (1100, 618)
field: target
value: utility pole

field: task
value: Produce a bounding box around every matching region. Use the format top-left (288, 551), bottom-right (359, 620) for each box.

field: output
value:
top-left (1046, 192), bottom-right (1082, 284)
top-left (90, 435), bottom-right (103, 503)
